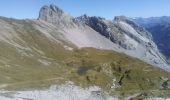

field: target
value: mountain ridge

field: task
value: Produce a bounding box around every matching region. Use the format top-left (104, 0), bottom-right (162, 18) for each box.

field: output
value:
top-left (37, 4), bottom-right (170, 71)
top-left (0, 4), bottom-right (170, 99)
top-left (0, 4), bottom-right (168, 71)
top-left (134, 17), bottom-right (170, 62)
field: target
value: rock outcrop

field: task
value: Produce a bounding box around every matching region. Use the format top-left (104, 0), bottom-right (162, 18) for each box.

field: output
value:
top-left (162, 80), bottom-right (170, 89)
top-left (38, 4), bottom-right (75, 28)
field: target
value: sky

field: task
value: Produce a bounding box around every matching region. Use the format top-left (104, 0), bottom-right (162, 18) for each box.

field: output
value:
top-left (0, 0), bottom-right (170, 19)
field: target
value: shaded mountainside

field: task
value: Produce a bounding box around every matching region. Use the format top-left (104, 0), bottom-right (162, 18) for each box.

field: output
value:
top-left (75, 14), bottom-right (169, 70)
top-left (0, 4), bottom-right (170, 99)
top-left (134, 17), bottom-right (170, 63)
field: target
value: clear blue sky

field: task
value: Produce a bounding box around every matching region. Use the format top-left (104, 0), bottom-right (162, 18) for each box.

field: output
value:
top-left (0, 0), bottom-right (170, 19)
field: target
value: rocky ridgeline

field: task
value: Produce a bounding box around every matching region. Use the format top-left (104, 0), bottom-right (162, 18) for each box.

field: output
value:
top-left (134, 17), bottom-right (170, 63)
top-left (37, 4), bottom-right (169, 71)
top-left (75, 15), bottom-right (154, 50)
top-left (38, 4), bottom-right (75, 28)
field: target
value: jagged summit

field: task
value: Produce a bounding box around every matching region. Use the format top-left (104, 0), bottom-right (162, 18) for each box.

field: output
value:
top-left (38, 4), bottom-right (64, 18)
top-left (38, 4), bottom-right (74, 27)
top-left (49, 4), bottom-right (64, 14)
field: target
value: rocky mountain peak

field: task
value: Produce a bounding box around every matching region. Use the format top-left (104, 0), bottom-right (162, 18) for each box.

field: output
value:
top-left (49, 4), bottom-right (63, 14)
top-left (38, 4), bottom-right (74, 27)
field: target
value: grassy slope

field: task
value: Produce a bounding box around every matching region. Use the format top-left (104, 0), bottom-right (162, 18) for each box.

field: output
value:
top-left (0, 17), bottom-right (170, 99)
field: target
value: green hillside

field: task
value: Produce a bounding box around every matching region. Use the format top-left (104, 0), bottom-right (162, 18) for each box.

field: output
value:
top-left (0, 17), bottom-right (170, 99)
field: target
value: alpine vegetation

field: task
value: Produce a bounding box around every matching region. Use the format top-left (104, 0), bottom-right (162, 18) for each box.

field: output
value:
top-left (0, 4), bottom-right (170, 100)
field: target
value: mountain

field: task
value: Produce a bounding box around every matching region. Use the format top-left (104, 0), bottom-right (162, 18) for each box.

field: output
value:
top-left (76, 15), bottom-right (151, 49)
top-left (134, 17), bottom-right (170, 63)
top-left (75, 15), bottom-right (169, 70)
top-left (0, 4), bottom-right (170, 99)
top-left (38, 5), bottom-right (170, 70)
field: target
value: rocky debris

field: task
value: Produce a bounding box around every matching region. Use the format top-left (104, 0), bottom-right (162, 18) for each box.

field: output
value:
top-left (118, 74), bottom-right (124, 86)
top-left (160, 77), bottom-right (170, 89)
top-left (0, 82), bottom-right (117, 100)
top-left (91, 91), bottom-right (101, 96)
top-left (162, 80), bottom-right (170, 89)
top-left (117, 69), bottom-right (131, 86)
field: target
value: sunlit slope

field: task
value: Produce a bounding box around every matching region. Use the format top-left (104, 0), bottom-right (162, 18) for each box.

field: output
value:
top-left (0, 17), bottom-right (170, 98)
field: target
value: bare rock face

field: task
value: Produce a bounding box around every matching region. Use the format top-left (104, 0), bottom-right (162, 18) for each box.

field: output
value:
top-left (114, 16), bottom-right (152, 43)
top-left (38, 4), bottom-right (75, 28)
top-left (76, 15), bottom-right (155, 50)
top-left (75, 15), bottom-right (132, 49)
top-left (75, 15), bottom-right (169, 69)
top-left (112, 16), bottom-right (169, 69)
top-left (113, 16), bottom-right (159, 51)
top-left (134, 17), bottom-right (170, 63)
top-left (162, 80), bottom-right (170, 89)
top-left (37, 4), bottom-right (169, 71)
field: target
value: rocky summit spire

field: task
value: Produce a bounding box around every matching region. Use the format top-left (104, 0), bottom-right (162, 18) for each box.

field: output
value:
top-left (38, 4), bottom-right (74, 27)
top-left (49, 4), bottom-right (63, 14)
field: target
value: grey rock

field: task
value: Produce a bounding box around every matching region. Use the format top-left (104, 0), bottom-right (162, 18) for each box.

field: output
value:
top-left (76, 15), bottom-right (133, 49)
top-left (75, 15), bottom-right (169, 69)
top-left (76, 15), bottom-right (158, 50)
top-left (38, 4), bottom-right (75, 28)
top-left (37, 4), bottom-right (169, 71)
top-left (162, 80), bottom-right (170, 89)
top-left (134, 17), bottom-right (170, 62)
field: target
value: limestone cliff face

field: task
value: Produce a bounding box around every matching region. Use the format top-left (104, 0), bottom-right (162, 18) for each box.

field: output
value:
top-left (38, 4), bottom-right (75, 28)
